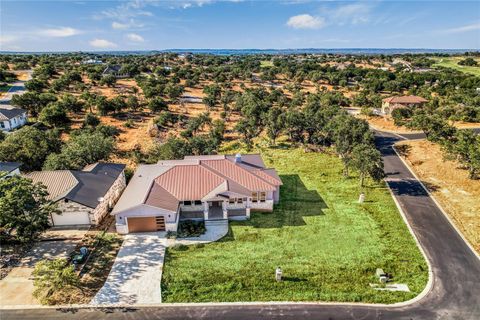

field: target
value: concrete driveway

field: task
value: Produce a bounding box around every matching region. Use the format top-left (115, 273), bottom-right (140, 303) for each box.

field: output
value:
top-left (91, 232), bottom-right (166, 305)
top-left (0, 229), bottom-right (86, 306)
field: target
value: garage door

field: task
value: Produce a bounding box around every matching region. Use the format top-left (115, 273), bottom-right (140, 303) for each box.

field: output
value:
top-left (128, 216), bottom-right (165, 233)
top-left (52, 211), bottom-right (90, 226)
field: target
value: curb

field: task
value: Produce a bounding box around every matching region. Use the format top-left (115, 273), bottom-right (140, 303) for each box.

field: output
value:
top-left (3, 144), bottom-right (467, 311)
top-left (392, 144), bottom-right (480, 261)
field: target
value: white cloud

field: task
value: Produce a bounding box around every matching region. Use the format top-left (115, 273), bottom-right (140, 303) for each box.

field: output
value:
top-left (89, 38), bottom-right (118, 48)
top-left (332, 3), bottom-right (371, 25)
top-left (126, 33), bottom-right (144, 42)
top-left (112, 19), bottom-right (145, 30)
top-left (95, 1), bottom-right (153, 20)
top-left (0, 35), bottom-right (18, 44)
top-left (287, 14), bottom-right (325, 29)
top-left (37, 27), bottom-right (82, 37)
top-left (442, 22), bottom-right (480, 34)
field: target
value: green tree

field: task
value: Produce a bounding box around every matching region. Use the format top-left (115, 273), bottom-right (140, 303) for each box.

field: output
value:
top-left (265, 107), bottom-right (285, 145)
top-left (38, 103), bottom-right (69, 128)
top-left (148, 97), bottom-right (168, 113)
top-left (32, 259), bottom-right (80, 305)
top-left (43, 131), bottom-right (114, 170)
top-left (444, 130), bottom-right (480, 179)
top-left (11, 92), bottom-right (57, 117)
top-left (100, 74), bottom-right (117, 87)
top-left (83, 113), bottom-right (100, 128)
top-left (351, 144), bottom-right (385, 188)
top-left (0, 176), bottom-right (58, 242)
top-left (0, 127), bottom-right (61, 171)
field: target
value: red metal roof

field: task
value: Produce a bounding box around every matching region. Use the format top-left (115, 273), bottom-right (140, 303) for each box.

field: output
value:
top-left (154, 165), bottom-right (224, 200)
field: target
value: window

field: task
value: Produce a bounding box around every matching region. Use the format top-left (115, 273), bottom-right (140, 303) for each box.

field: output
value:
top-left (0, 122), bottom-right (4, 128)
top-left (183, 200), bottom-right (192, 206)
top-left (260, 192), bottom-right (266, 202)
top-left (229, 198), bottom-right (235, 204)
top-left (237, 198), bottom-right (243, 204)
top-left (252, 192), bottom-right (258, 203)
top-left (194, 200), bottom-right (202, 206)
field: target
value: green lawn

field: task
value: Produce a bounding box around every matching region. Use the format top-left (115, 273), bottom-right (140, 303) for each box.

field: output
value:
top-left (260, 60), bottom-right (274, 68)
top-left (162, 147), bottom-right (428, 303)
top-left (432, 56), bottom-right (480, 77)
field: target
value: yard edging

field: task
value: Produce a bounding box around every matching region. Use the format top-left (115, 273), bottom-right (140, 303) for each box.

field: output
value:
top-left (392, 143), bottom-right (480, 260)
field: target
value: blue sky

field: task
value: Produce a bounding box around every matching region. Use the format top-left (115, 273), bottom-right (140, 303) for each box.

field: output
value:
top-left (1, 0), bottom-right (479, 51)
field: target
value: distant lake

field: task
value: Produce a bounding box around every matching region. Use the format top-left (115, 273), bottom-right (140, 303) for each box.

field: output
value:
top-left (0, 48), bottom-right (475, 56)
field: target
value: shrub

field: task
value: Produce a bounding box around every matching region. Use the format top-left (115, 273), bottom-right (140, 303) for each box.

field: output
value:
top-left (177, 220), bottom-right (206, 238)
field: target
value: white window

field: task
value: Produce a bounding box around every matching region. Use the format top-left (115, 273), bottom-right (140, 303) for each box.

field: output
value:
top-left (260, 192), bottom-right (266, 202)
top-left (252, 192), bottom-right (258, 203)
top-left (229, 198), bottom-right (235, 204)
top-left (194, 200), bottom-right (202, 205)
top-left (183, 200), bottom-right (192, 206)
top-left (237, 198), bottom-right (243, 204)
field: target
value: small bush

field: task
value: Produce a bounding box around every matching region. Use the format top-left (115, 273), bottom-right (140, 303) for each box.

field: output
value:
top-left (177, 220), bottom-right (206, 238)
top-left (124, 119), bottom-right (135, 128)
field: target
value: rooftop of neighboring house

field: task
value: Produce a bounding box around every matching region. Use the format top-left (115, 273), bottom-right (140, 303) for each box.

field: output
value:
top-left (24, 162), bottom-right (125, 208)
top-left (382, 95), bottom-right (428, 104)
top-left (102, 65), bottom-right (122, 74)
top-left (0, 162), bottom-right (22, 174)
top-left (0, 107), bottom-right (27, 121)
top-left (112, 154), bottom-right (282, 214)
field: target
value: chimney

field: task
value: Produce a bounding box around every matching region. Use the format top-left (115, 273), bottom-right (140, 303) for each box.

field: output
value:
top-left (234, 153), bottom-right (242, 163)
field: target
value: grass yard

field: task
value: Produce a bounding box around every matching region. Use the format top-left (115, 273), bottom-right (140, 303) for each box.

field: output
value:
top-left (162, 146), bottom-right (428, 304)
top-left (260, 60), bottom-right (274, 68)
top-left (432, 57), bottom-right (480, 77)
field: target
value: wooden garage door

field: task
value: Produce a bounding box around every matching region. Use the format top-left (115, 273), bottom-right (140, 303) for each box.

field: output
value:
top-left (128, 216), bottom-right (165, 233)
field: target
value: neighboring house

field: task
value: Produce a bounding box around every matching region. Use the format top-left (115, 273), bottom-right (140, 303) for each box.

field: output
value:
top-left (102, 65), bottom-right (129, 78)
top-left (83, 59), bottom-right (103, 65)
top-left (0, 107), bottom-right (27, 132)
top-left (0, 162), bottom-right (21, 179)
top-left (112, 154), bottom-right (282, 234)
top-left (381, 95), bottom-right (428, 115)
top-left (24, 163), bottom-right (126, 227)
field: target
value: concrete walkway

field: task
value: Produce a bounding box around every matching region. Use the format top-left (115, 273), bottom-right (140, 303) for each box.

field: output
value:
top-left (90, 232), bottom-right (167, 305)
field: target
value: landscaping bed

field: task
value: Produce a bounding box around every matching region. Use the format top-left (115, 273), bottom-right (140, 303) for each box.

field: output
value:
top-left (162, 147), bottom-right (428, 304)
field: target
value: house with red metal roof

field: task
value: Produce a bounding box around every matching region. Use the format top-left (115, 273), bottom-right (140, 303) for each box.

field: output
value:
top-left (112, 154), bottom-right (282, 234)
top-left (381, 95), bottom-right (428, 115)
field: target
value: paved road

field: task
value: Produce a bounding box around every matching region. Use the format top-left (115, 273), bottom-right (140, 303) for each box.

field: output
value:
top-left (2, 131), bottom-right (480, 319)
top-left (0, 70), bottom-right (32, 107)
top-left (392, 127), bottom-right (480, 140)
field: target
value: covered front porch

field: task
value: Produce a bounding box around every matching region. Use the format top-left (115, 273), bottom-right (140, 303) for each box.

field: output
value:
top-left (179, 200), bottom-right (249, 221)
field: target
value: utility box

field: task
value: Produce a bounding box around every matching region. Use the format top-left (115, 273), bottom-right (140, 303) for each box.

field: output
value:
top-left (376, 268), bottom-right (389, 283)
top-left (275, 267), bottom-right (282, 282)
top-left (358, 192), bottom-right (365, 203)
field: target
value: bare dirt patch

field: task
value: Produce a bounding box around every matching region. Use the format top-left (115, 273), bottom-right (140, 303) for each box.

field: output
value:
top-left (396, 139), bottom-right (480, 253)
top-left (359, 115), bottom-right (420, 133)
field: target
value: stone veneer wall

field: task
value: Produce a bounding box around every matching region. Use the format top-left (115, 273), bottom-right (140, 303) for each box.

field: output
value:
top-left (92, 172), bottom-right (127, 225)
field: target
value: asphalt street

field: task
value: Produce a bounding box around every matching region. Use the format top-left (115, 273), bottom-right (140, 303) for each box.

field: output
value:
top-left (1, 131), bottom-right (479, 320)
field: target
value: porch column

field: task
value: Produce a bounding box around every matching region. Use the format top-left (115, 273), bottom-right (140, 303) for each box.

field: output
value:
top-left (222, 201), bottom-right (228, 219)
top-left (246, 198), bottom-right (251, 219)
top-left (203, 202), bottom-right (209, 220)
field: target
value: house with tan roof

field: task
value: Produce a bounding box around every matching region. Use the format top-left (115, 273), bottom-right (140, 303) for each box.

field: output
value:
top-left (24, 163), bottom-right (126, 226)
top-left (112, 154), bottom-right (282, 234)
top-left (381, 95), bottom-right (428, 115)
